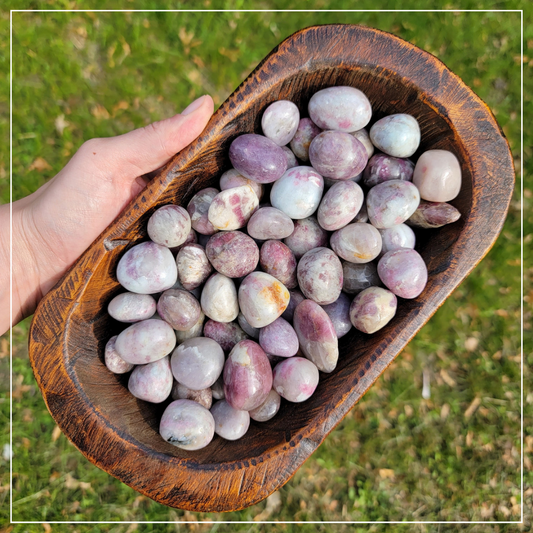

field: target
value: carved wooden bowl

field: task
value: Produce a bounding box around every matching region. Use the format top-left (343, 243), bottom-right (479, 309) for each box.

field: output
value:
top-left (29, 24), bottom-right (514, 512)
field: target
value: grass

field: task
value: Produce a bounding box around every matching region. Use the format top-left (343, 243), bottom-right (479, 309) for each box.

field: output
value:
top-left (1, 1), bottom-right (530, 532)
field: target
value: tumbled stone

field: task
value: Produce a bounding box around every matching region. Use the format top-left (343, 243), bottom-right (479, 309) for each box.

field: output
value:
top-left (157, 289), bottom-right (201, 332)
top-left (147, 205), bottom-right (191, 248)
top-left (351, 128), bottom-right (374, 158)
top-left (171, 381), bottom-right (213, 410)
top-left (363, 154), bottom-right (415, 188)
top-left (281, 289), bottom-right (306, 322)
top-left (281, 145), bottom-right (299, 169)
top-left (238, 272), bottom-right (290, 328)
top-left (308, 86), bottom-right (372, 132)
top-left (211, 400), bottom-right (250, 440)
top-left (187, 187), bottom-right (219, 236)
top-left (406, 200), bottom-right (461, 228)
top-left (223, 339), bottom-right (273, 411)
top-left (128, 356), bottom-right (173, 403)
top-left (342, 261), bottom-right (381, 295)
top-left (160, 399), bottom-right (215, 450)
top-left (412, 150), bottom-right (462, 202)
top-left (237, 312), bottom-right (260, 339)
top-left (297, 247), bottom-right (343, 305)
top-left (247, 207), bottom-right (294, 240)
top-left (259, 317), bottom-right (299, 357)
top-left (317, 180), bottom-right (364, 231)
top-left (206, 230), bottom-right (259, 278)
top-left (175, 310), bottom-right (205, 343)
top-left (211, 377), bottom-right (225, 400)
top-left (366, 180), bottom-right (420, 229)
top-left (293, 299), bottom-right (338, 373)
top-left (249, 389), bottom-right (281, 422)
top-left (350, 287), bottom-right (397, 334)
top-left (261, 100), bottom-right (300, 146)
top-left (105, 335), bottom-right (134, 374)
top-left (290, 117), bottom-right (322, 162)
top-left (200, 273), bottom-right (239, 323)
top-left (176, 244), bottom-right (213, 290)
top-left (377, 248), bottom-right (428, 299)
top-left (283, 216), bottom-right (328, 260)
top-left (379, 224), bottom-right (416, 257)
top-left (219, 168), bottom-right (263, 200)
top-left (107, 292), bottom-right (156, 323)
top-left (330, 223), bottom-right (382, 264)
top-left (370, 114), bottom-right (420, 158)
top-left (208, 185), bottom-right (259, 231)
top-left (273, 357), bottom-right (319, 402)
top-left (321, 292), bottom-right (352, 339)
top-left (259, 240), bottom-right (298, 289)
top-left (203, 320), bottom-right (249, 352)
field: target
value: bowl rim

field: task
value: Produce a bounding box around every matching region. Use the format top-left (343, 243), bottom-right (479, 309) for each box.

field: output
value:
top-left (29, 23), bottom-right (515, 512)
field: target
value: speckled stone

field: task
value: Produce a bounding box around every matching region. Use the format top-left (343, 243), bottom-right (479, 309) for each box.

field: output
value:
top-left (369, 114), bottom-right (420, 158)
top-left (128, 356), bottom-right (173, 403)
top-left (412, 149), bottom-right (462, 202)
top-left (223, 339), bottom-right (273, 411)
top-left (309, 131), bottom-right (368, 180)
top-left (207, 185), bottom-right (259, 231)
top-left (203, 320), bottom-right (249, 352)
top-left (104, 335), bottom-right (134, 374)
top-left (147, 205), bottom-right (191, 248)
top-left (175, 310), bottom-right (204, 343)
top-left (219, 168), bottom-right (263, 200)
top-left (261, 100), bottom-right (300, 146)
top-left (107, 292), bottom-right (156, 323)
top-left (351, 128), bottom-right (374, 158)
top-left (200, 273), bottom-right (239, 323)
top-left (366, 180), bottom-right (420, 229)
top-left (297, 247), bottom-right (343, 305)
top-left (283, 216), bottom-right (329, 260)
top-left (171, 382), bottom-right (213, 410)
top-left (157, 289), bottom-right (201, 332)
top-left (169, 228), bottom-right (197, 256)
top-left (247, 207), bottom-right (294, 240)
top-left (308, 86), bottom-right (372, 132)
top-left (259, 240), bottom-right (298, 289)
top-left (117, 241), bottom-right (177, 294)
top-left (377, 248), bottom-right (428, 299)
top-left (293, 299), bottom-right (339, 373)
top-left (206, 230), bottom-right (259, 278)
top-left (259, 317), bottom-right (299, 357)
top-left (350, 287), bottom-right (397, 334)
top-left (270, 166), bottom-right (324, 220)
top-left (187, 187), bottom-right (219, 236)
top-left (321, 292), bottom-right (352, 339)
top-left (289, 117), bottom-right (322, 162)
top-left (406, 200), bottom-right (461, 229)
top-left (229, 133), bottom-right (287, 184)
top-left (249, 389), bottom-right (281, 422)
top-left (272, 357), bottom-right (319, 403)
top-left (176, 244), bottom-right (213, 290)
top-left (115, 318), bottom-right (176, 364)
top-left (210, 400), bottom-right (250, 441)
top-left (330, 223), bottom-right (382, 264)
top-left (363, 154), bottom-right (415, 188)
top-left (160, 399), bottom-right (215, 450)
top-left (238, 272), bottom-right (290, 328)
top-left (317, 180), bottom-right (364, 231)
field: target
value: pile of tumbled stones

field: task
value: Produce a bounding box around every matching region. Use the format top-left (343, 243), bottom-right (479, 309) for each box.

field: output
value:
top-left (104, 86), bottom-right (462, 451)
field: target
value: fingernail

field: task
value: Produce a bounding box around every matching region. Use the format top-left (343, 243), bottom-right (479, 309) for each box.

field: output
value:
top-left (181, 95), bottom-right (207, 116)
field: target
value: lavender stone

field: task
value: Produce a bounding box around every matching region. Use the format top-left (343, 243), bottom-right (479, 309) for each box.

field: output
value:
top-left (211, 377), bottom-right (225, 400)
top-left (351, 128), bottom-right (374, 158)
top-left (270, 166), bottom-right (324, 220)
top-left (281, 145), bottom-right (299, 169)
top-left (330, 223), bottom-right (382, 264)
top-left (309, 131), bottom-right (368, 180)
top-left (321, 292), bottom-right (352, 339)
top-left (223, 339), bottom-right (273, 411)
top-left (370, 114), bottom-right (420, 158)
top-left (107, 292), bottom-right (156, 323)
top-left (378, 248), bottom-right (428, 299)
top-left (366, 180), bottom-right (420, 229)
top-left (261, 100), bottom-right (300, 146)
top-left (363, 154), bottom-right (415, 188)
top-left (175, 310), bottom-right (205, 343)
top-left (289, 117), bottom-right (322, 162)
top-left (203, 320), bottom-right (249, 352)
top-left (247, 207), bottom-right (294, 240)
top-left (117, 241), bottom-right (177, 294)
top-left (293, 299), bottom-right (339, 373)
top-left (350, 287), bottom-right (397, 334)
top-left (259, 240), bottom-right (298, 289)
top-left (157, 289), bottom-right (201, 332)
top-left (171, 337), bottom-right (224, 391)
top-left (105, 335), bottom-right (134, 374)
top-left (273, 357), bottom-right (319, 403)
top-left (160, 399), bottom-right (215, 450)
top-left (308, 86), bottom-right (372, 132)
top-left (229, 133), bottom-right (287, 184)
top-left (147, 205), bottom-right (191, 248)
top-left (206, 231), bottom-right (259, 279)
top-left (128, 356), bottom-right (173, 403)
top-left (249, 389), bottom-right (281, 422)
top-left (317, 180), bottom-right (364, 231)
top-left (283, 216), bottom-right (328, 260)
top-left (297, 247), bottom-right (343, 305)
top-left (187, 187), bottom-right (219, 236)
top-left (259, 317), bottom-right (299, 357)
top-left (281, 289), bottom-right (306, 322)
top-left (211, 400), bottom-right (250, 441)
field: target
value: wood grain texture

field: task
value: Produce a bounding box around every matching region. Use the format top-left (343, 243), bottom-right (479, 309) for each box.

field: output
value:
top-left (29, 24), bottom-right (514, 512)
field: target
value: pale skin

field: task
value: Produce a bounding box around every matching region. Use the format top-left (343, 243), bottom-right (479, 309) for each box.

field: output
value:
top-left (0, 95), bottom-right (214, 336)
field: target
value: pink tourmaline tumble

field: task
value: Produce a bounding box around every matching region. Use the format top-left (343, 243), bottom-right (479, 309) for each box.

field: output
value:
top-left (128, 356), bottom-right (173, 403)
top-left (283, 216), bottom-right (328, 260)
top-left (350, 287), bottom-right (397, 334)
top-left (223, 339), bottom-right (273, 411)
top-left (259, 240), bottom-right (298, 289)
top-left (259, 317), bottom-right (299, 358)
top-left (272, 357), bottom-right (319, 403)
top-left (413, 149), bottom-right (462, 202)
top-left (377, 248), bottom-right (428, 299)
top-left (289, 117), bottom-right (322, 162)
top-left (207, 185), bottom-right (259, 231)
top-left (203, 320), bottom-right (249, 352)
top-left (187, 187), bottom-right (219, 236)
top-left (206, 230), bottom-right (259, 278)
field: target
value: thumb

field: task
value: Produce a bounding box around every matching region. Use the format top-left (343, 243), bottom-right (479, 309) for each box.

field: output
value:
top-left (81, 94), bottom-right (214, 180)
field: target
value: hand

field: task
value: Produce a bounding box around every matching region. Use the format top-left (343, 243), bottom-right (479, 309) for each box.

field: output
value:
top-left (1, 95), bottom-right (214, 335)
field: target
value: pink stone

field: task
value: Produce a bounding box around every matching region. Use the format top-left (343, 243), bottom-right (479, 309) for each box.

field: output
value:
top-left (208, 185), bottom-right (259, 231)
top-left (203, 320), bottom-right (249, 352)
top-left (104, 335), bottom-right (134, 374)
top-left (128, 356), bottom-right (173, 403)
top-left (281, 289), bottom-right (306, 322)
top-left (283, 216), bottom-right (328, 260)
top-left (261, 100), bottom-right (300, 146)
top-left (259, 240), bottom-right (298, 289)
top-left (330, 223), bottom-right (382, 264)
top-left (210, 400), bottom-right (250, 440)
top-left (317, 180), bottom-right (364, 231)
top-left (247, 207), bottom-right (294, 240)
top-left (107, 292), bottom-right (156, 323)
top-left (157, 289), bottom-right (201, 331)
top-left (171, 381), bottom-right (213, 410)
top-left (413, 149), bottom-right (462, 202)
top-left (200, 273), bottom-right (239, 323)
top-left (350, 287), bottom-right (397, 334)
top-left (406, 200), bottom-right (461, 229)
top-left (259, 317), bottom-right (299, 357)
top-left (187, 187), bottom-right (219, 236)
top-left (147, 205), bottom-right (191, 248)
top-left (223, 339), bottom-right (273, 411)
top-left (289, 117), bottom-right (322, 162)
top-left (206, 230), bottom-right (259, 278)
top-left (377, 248), bottom-right (428, 299)
top-left (176, 244), bottom-right (213, 290)
top-left (272, 357), bottom-right (319, 403)
top-left (219, 168), bottom-right (263, 200)
top-left (321, 292), bottom-right (352, 339)
top-left (249, 389), bottom-right (281, 422)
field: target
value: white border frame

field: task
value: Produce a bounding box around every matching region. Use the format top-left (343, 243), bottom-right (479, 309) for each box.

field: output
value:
top-left (8, 7), bottom-right (524, 526)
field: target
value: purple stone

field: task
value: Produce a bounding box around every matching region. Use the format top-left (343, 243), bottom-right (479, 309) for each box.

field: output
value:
top-left (229, 134), bottom-right (287, 184)
top-left (206, 230), bottom-right (259, 278)
top-left (176, 244), bottom-right (213, 290)
top-left (377, 248), bottom-right (428, 299)
top-left (289, 117), bottom-right (322, 162)
top-left (259, 317), bottom-right (299, 357)
top-left (104, 335), bottom-right (134, 374)
top-left (406, 200), bottom-right (461, 229)
top-left (249, 389), bottom-right (281, 422)
top-left (187, 187), bottom-right (219, 236)
top-left (321, 292), bottom-right (352, 338)
top-left (283, 216), bottom-right (328, 260)
top-left (203, 320), bottom-right (249, 352)
top-left (247, 207), bottom-right (294, 241)
top-left (259, 240), bottom-right (298, 289)
top-left (147, 205), bottom-right (191, 248)
top-left (317, 180), bottom-right (364, 231)
top-left (363, 154), bottom-right (415, 188)
top-left (128, 356), bottom-right (173, 403)
top-left (157, 289), bottom-right (201, 332)
top-left (281, 289), bottom-right (306, 322)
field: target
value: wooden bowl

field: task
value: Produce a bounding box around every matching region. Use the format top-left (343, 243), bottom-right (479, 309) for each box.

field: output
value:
top-left (29, 24), bottom-right (514, 512)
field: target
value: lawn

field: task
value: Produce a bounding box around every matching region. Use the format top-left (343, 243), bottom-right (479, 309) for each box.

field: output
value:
top-left (1, 1), bottom-right (530, 532)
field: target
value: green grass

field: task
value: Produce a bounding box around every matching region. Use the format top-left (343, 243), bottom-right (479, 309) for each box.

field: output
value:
top-left (1, 1), bottom-right (530, 531)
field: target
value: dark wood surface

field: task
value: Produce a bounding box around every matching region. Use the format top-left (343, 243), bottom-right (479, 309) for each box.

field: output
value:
top-left (29, 24), bottom-right (514, 512)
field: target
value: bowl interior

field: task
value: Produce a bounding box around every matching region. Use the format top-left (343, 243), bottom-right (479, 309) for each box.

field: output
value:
top-left (65, 64), bottom-right (471, 465)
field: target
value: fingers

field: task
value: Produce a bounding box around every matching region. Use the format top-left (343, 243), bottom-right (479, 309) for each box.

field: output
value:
top-left (77, 94), bottom-right (214, 181)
